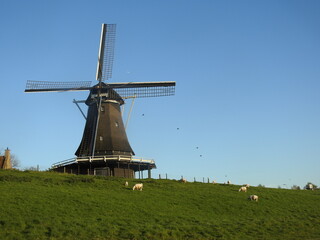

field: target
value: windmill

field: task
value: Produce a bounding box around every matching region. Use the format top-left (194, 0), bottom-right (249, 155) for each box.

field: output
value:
top-left (25, 24), bottom-right (176, 178)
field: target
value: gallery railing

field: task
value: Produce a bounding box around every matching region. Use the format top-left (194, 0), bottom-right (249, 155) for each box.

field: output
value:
top-left (51, 155), bottom-right (155, 169)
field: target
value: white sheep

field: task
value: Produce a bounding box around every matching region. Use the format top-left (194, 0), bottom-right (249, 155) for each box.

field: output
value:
top-left (124, 181), bottom-right (128, 187)
top-left (133, 183), bottom-right (143, 191)
top-left (239, 186), bottom-right (247, 192)
top-left (306, 183), bottom-right (314, 190)
top-left (248, 195), bottom-right (258, 202)
top-left (180, 178), bottom-right (187, 183)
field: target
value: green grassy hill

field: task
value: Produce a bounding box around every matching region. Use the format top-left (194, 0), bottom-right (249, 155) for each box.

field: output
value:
top-left (0, 170), bottom-right (319, 240)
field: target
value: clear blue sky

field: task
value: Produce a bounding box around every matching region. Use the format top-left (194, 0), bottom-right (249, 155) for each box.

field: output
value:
top-left (1, 0), bottom-right (319, 188)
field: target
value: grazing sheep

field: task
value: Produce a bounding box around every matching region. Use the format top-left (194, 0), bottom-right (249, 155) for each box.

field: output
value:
top-left (248, 195), bottom-right (258, 202)
top-left (239, 186), bottom-right (247, 192)
top-left (306, 183), bottom-right (314, 190)
top-left (133, 183), bottom-right (143, 191)
top-left (124, 181), bottom-right (128, 187)
top-left (180, 178), bottom-right (187, 183)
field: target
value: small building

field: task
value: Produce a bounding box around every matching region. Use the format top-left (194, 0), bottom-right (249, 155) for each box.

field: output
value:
top-left (0, 148), bottom-right (12, 169)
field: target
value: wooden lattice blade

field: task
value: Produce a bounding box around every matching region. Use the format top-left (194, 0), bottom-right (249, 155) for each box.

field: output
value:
top-left (109, 81), bottom-right (176, 98)
top-left (25, 80), bottom-right (92, 93)
top-left (108, 81), bottom-right (175, 88)
top-left (96, 24), bottom-right (116, 82)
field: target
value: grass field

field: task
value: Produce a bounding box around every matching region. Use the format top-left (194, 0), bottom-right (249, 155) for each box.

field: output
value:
top-left (0, 170), bottom-right (319, 240)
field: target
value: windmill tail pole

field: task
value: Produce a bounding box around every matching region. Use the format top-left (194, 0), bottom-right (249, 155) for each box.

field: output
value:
top-left (91, 97), bottom-right (102, 157)
top-left (125, 94), bottom-right (136, 130)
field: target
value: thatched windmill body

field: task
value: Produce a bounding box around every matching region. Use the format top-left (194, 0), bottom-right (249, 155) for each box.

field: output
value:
top-left (25, 24), bottom-right (176, 178)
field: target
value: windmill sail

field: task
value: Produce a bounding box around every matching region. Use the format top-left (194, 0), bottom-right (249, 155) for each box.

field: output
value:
top-left (110, 81), bottom-right (176, 98)
top-left (96, 24), bottom-right (116, 82)
top-left (25, 80), bottom-right (92, 92)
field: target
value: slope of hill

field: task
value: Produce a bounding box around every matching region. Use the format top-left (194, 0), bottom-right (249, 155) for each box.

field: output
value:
top-left (0, 170), bottom-right (319, 240)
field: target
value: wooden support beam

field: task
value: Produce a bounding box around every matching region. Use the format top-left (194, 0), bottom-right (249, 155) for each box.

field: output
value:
top-left (138, 164), bottom-right (141, 179)
top-left (148, 168), bottom-right (151, 179)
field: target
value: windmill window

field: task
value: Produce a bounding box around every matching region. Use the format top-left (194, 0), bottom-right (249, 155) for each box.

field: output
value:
top-left (100, 106), bottom-right (105, 112)
top-left (115, 122), bottom-right (119, 127)
top-left (99, 136), bottom-right (103, 141)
